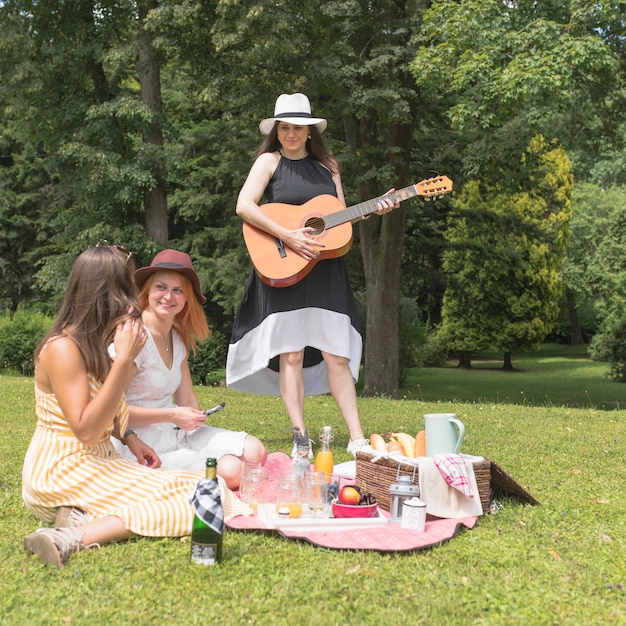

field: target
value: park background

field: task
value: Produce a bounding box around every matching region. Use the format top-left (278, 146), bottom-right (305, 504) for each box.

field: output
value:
top-left (1, 1), bottom-right (625, 624)
top-left (1, 0), bottom-right (626, 394)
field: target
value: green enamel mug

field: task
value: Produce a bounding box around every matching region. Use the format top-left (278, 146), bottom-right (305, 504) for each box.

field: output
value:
top-left (424, 413), bottom-right (465, 456)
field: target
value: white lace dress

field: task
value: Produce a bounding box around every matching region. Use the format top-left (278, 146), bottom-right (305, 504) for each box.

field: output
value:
top-left (112, 328), bottom-right (246, 472)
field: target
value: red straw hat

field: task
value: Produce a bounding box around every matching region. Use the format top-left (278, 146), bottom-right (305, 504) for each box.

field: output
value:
top-left (134, 249), bottom-right (206, 304)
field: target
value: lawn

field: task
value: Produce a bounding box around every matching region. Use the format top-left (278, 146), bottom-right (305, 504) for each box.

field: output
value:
top-left (401, 344), bottom-right (626, 410)
top-left (1, 346), bottom-right (625, 625)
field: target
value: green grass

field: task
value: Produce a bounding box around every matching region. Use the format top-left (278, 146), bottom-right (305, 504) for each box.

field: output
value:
top-left (1, 346), bottom-right (625, 625)
top-left (401, 344), bottom-right (626, 410)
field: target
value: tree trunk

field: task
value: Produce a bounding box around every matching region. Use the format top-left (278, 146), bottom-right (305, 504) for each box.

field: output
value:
top-left (361, 207), bottom-right (405, 397)
top-left (136, 1), bottom-right (168, 245)
top-left (566, 288), bottom-right (585, 345)
top-left (457, 351), bottom-right (472, 368)
top-left (427, 247), bottom-right (443, 327)
top-left (503, 351), bottom-right (514, 370)
top-left (360, 116), bottom-right (413, 397)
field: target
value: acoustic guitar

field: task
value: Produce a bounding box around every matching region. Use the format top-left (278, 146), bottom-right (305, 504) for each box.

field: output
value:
top-left (243, 175), bottom-right (453, 288)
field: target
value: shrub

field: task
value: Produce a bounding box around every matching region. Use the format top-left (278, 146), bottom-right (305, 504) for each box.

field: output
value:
top-left (588, 328), bottom-right (611, 363)
top-left (589, 313), bottom-right (626, 382)
top-left (398, 298), bottom-right (447, 383)
top-left (417, 330), bottom-right (448, 368)
top-left (188, 329), bottom-right (228, 385)
top-left (0, 307), bottom-right (53, 375)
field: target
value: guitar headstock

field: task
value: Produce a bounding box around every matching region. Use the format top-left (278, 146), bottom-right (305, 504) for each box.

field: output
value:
top-left (415, 175), bottom-right (453, 199)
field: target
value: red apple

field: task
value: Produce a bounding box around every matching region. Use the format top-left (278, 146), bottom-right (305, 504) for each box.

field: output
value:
top-left (338, 485), bottom-right (361, 505)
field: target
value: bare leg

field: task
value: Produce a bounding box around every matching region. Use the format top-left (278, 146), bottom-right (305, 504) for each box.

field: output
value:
top-left (322, 351), bottom-right (364, 441)
top-left (79, 515), bottom-right (132, 546)
top-left (24, 515), bottom-right (133, 567)
top-left (279, 351), bottom-right (306, 433)
top-left (216, 436), bottom-right (267, 490)
top-left (217, 455), bottom-right (244, 490)
top-left (243, 435), bottom-right (269, 466)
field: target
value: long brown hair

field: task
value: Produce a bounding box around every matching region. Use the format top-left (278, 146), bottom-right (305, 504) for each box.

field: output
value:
top-left (138, 271), bottom-right (210, 353)
top-left (255, 124), bottom-right (340, 174)
top-left (35, 246), bottom-right (141, 380)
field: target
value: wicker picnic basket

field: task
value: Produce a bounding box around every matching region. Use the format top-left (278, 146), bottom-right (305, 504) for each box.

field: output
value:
top-left (355, 452), bottom-right (492, 514)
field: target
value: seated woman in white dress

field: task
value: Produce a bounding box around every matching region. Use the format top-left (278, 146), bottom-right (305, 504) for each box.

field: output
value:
top-left (111, 249), bottom-right (267, 489)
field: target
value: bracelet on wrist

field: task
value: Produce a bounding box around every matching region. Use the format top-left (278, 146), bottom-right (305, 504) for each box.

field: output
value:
top-left (121, 429), bottom-right (137, 445)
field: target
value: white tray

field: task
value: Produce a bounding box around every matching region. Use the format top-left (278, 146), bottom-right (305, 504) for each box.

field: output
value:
top-left (256, 503), bottom-right (388, 531)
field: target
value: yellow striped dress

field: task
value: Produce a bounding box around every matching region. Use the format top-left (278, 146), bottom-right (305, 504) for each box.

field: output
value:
top-left (22, 374), bottom-right (202, 537)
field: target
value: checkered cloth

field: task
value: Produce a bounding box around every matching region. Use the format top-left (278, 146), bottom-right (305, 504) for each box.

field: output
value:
top-left (433, 454), bottom-right (475, 498)
top-left (189, 479), bottom-right (224, 534)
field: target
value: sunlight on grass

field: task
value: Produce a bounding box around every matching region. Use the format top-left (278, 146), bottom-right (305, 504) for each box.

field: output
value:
top-left (402, 344), bottom-right (625, 410)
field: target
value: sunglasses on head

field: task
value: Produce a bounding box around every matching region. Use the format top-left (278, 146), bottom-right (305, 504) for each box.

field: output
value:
top-left (96, 239), bottom-right (133, 262)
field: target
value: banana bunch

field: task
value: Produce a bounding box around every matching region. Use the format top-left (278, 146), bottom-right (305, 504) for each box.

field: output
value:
top-left (369, 431), bottom-right (426, 458)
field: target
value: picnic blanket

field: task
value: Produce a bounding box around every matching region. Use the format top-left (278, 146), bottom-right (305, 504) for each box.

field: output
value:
top-left (226, 452), bottom-right (478, 553)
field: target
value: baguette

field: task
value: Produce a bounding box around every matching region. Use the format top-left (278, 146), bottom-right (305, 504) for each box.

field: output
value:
top-left (414, 430), bottom-right (426, 457)
top-left (369, 433), bottom-right (387, 453)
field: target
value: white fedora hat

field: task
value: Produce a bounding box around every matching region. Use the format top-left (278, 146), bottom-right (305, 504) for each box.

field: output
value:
top-left (259, 93), bottom-right (327, 135)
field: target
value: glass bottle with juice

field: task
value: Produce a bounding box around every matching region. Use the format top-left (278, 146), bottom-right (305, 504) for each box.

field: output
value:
top-left (314, 425), bottom-right (334, 482)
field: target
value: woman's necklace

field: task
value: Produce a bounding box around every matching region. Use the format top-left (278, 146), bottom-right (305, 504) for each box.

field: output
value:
top-left (152, 328), bottom-right (172, 352)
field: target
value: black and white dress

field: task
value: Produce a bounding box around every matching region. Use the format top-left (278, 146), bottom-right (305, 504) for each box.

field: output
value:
top-left (226, 155), bottom-right (362, 396)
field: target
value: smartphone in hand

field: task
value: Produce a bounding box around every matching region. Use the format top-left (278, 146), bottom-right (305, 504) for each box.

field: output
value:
top-left (204, 402), bottom-right (226, 416)
top-left (173, 402), bottom-right (226, 430)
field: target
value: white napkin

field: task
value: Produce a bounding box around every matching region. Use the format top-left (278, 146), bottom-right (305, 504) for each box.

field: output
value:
top-left (333, 460), bottom-right (357, 477)
top-left (417, 457), bottom-right (483, 518)
top-left (218, 475), bottom-right (254, 520)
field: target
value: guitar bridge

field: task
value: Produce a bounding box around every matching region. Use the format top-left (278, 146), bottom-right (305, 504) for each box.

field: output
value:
top-left (275, 237), bottom-right (287, 258)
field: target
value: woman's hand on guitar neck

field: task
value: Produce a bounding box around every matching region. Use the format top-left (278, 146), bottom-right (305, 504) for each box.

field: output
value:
top-left (374, 188), bottom-right (401, 216)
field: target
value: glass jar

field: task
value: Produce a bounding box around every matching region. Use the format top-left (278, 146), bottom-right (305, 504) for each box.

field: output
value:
top-left (275, 474), bottom-right (303, 518)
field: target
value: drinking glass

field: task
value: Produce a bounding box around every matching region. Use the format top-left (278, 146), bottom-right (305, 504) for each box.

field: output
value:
top-left (275, 474), bottom-right (303, 518)
top-left (242, 460), bottom-right (262, 473)
top-left (304, 475), bottom-right (329, 518)
top-left (239, 465), bottom-right (268, 510)
top-left (327, 473), bottom-right (347, 503)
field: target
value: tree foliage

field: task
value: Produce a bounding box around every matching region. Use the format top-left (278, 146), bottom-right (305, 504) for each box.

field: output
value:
top-left (411, 0), bottom-right (624, 182)
top-left (439, 136), bottom-right (573, 367)
top-left (566, 183), bottom-right (626, 359)
top-left (1, 0), bottom-right (625, 388)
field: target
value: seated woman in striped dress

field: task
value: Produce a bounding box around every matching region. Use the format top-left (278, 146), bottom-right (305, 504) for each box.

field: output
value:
top-left (21, 243), bottom-right (243, 568)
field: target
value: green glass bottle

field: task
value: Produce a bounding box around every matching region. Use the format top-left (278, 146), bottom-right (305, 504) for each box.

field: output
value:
top-left (190, 458), bottom-right (223, 565)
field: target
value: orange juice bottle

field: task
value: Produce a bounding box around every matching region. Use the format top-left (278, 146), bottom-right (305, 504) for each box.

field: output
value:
top-left (314, 426), bottom-right (334, 481)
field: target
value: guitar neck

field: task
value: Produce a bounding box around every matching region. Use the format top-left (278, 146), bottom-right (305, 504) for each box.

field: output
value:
top-left (324, 185), bottom-right (420, 228)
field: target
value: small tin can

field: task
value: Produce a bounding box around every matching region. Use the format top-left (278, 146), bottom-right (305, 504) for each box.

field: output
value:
top-left (401, 497), bottom-right (427, 531)
top-left (389, 475), bottom-right (420, 524)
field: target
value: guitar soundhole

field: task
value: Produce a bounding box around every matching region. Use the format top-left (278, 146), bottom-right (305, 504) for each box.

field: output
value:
top-left (304, 216), bottom-right (326, 236)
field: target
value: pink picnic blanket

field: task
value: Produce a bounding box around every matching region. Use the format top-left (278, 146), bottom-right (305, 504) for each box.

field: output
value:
top-left (226, 452), bottom-right (477, 553)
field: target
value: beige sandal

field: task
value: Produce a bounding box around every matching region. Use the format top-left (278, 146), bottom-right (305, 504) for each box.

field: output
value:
top-left (55, 506), bottom-right (90, 528)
